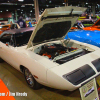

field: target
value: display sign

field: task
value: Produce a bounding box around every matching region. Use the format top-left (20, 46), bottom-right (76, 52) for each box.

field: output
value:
top-left (79, 78), bottom-right (99, 100)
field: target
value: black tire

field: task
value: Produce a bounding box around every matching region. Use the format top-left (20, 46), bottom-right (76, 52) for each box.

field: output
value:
top-left (24, 68), bottom-right (42, 90)
top-left (0, 58), bottom-right (4, 63)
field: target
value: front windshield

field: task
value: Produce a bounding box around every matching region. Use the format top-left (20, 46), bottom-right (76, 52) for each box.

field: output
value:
top-left (70, 23), bottom-right (83, 32)
top-left (10, 24), bottom-right (18, 29)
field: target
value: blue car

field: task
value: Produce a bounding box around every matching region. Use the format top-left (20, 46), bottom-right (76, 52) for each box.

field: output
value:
top-left (65, 30), bottom-right (100, 47)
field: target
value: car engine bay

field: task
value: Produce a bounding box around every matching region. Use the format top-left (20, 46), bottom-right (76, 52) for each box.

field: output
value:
top-left (34, 42), bottom-right (91, 64)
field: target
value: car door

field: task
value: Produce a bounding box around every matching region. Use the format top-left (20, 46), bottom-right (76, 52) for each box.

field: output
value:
top-left (0, 31), bottom-right (33, 70)
top-left (0, 33), bottom-right (19, 68)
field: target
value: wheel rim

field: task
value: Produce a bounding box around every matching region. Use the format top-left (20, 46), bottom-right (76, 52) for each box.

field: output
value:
top-left (24, 69), bottom-right (34, 87)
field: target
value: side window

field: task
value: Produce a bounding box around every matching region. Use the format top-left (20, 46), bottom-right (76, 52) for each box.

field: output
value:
top-left (0, 34), bottom-right (15, 46)
top-left (15, 31), bottom-right (32, 47)
top-left (10, 24), bottom-right (18, 29)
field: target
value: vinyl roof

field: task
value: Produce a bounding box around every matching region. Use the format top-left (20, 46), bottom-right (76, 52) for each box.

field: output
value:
top-left (0, 27), bottom-right (34, 38)
top-left (4, 27), bottom-right (34, 34)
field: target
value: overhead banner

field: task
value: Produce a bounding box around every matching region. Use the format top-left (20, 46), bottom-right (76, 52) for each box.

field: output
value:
top-left (79, 78), bottom-right (99, 100)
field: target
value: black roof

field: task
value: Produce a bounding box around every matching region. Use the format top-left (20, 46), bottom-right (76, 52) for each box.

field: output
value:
top-left (0, 27), bottom-right (34, 38)
top-left (3, 27), bottom-right (34, 34)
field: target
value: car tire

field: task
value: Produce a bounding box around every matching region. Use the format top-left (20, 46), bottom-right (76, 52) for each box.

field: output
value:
top-left (24, 68), bottom-right (42, 90)
top-left (0, 58), bottom-right (4, 63)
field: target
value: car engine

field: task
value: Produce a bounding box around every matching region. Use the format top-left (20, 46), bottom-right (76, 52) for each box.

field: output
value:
top-left (37, 43), bottom-right (91, 64)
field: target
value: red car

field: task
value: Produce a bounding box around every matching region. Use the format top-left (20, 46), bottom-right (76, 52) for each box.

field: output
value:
top-left (0, 24), bottom-right (11, 35)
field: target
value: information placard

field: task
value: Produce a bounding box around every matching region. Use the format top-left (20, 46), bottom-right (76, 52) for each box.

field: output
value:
top-left (79, 78), bottom-right (99, 100)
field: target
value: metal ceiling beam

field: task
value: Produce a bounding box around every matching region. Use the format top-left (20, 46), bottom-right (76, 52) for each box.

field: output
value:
top-left (34, 0), bottom-right (39, 22)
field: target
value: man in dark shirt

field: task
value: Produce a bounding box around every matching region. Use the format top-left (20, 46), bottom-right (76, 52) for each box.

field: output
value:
top-left (17, 16), bottom-right (26, 28)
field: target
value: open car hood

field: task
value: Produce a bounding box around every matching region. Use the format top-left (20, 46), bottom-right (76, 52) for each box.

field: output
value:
top-left (27, 6), bottom-right (86, 48)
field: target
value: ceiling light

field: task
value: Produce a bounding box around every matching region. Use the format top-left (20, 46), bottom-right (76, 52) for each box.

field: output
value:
top-left (49, 1), bottom-right (52, 3)
top-left (86, 2), bottom-right (88, 4)
top-left (88, 6), bottom-right (91, 8)
top-left (46, 5), bottom-right (49, 7)
top-left (18, 0), bottom-right (24, 1)
top-left (30, 10), bottom-right (32, 12)
top-left (6, 10), bottom-right (8, 11)
top-left (25, 4), bottom-right (33, 5)
top-left (0, 11), bottom-right (2, 12)
top-left (17, 9), bottom-right (20, 10)
top-left (21, 5), bottom-right (25, 7)
top-left (0, 3), bottom-right (17, 5)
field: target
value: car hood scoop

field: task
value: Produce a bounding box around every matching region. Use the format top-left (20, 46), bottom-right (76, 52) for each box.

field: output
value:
top-left (27, 6), bottom-right (86, 47)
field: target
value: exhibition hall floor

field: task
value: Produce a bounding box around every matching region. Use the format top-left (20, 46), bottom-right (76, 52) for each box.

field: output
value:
top-left (0, 62), bottom-right (81, 100)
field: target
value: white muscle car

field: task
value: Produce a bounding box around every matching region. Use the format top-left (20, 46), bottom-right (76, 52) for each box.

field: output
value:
top-left (0, 6), bottom-right (100, 91)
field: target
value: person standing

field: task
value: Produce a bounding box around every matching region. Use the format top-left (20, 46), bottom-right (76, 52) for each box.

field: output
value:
top-left (29, 22), bottom-right (33, 27)
top-left (17, 16), bottom-right (26, 28)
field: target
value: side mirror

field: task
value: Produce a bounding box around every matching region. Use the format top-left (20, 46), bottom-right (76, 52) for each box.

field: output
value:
top-left (6, 42), bottom-right (9, 46)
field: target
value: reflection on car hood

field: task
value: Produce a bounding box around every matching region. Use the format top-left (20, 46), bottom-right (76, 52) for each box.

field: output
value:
top-left (27, 6), bottom-right (86, 47)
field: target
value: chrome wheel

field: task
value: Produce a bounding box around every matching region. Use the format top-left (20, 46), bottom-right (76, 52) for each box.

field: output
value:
top-left (24, 68), bottom-right (34, 87)
top-left (24, 68), bottom-right (42, 89)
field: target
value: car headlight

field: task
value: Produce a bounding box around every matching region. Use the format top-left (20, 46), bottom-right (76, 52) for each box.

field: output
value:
top-left (63, 64), bottom-right (95, 85)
